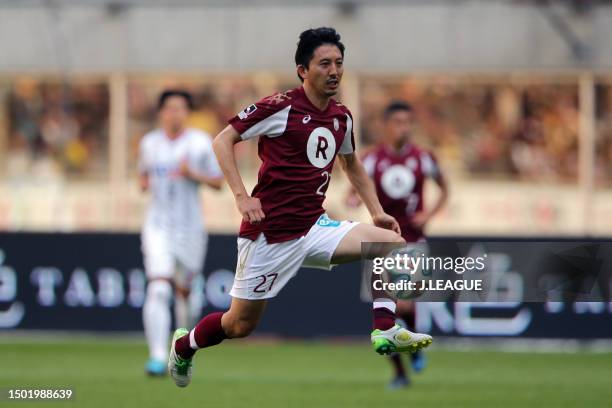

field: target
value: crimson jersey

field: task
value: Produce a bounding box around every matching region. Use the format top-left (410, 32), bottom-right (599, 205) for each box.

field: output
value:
top-left (228, 86), bottom-right (355, 243)
top-left (362, 144), bottom-right (440, 242)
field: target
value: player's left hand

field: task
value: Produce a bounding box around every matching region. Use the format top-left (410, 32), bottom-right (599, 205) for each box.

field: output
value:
top-left (372, 212), bottom-right (401, 235)
top-left (176, 159), bottom-right (193, 180)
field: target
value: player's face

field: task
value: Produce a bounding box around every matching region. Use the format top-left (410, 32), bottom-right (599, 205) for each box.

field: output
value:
top-left (386, 110), bottom-right (413, 145)
top-left (159, 96), bottom-right (190, 133)
top-left (302, 44), bottom-right (344, 97)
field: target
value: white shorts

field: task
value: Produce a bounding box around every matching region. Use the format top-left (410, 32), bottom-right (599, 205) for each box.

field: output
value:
top-left (141, 224), bottom-right (208, 287)
top-left (230, 214), bottom-right (359, 300)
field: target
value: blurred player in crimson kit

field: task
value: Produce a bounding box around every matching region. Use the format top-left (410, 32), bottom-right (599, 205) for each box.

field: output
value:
top-left (165, 27), bottom-right (433, 388)
top-left (348, 101), bottom-right (449, 389)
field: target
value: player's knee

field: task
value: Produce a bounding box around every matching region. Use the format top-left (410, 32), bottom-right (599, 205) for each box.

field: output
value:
top-left (225, 318), bottom-right (257, 339)
top-left (378, 229), bottom-right (405, 245)
top-left (391, 233), bottom-right (406, 245)
top-left (146, 280), bottom-right (172, 304)
top-left (175, 286), bottom-right (190, 299)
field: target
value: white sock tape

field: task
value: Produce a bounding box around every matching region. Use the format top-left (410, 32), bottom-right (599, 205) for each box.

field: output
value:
top-left (373, 298), bottom-right (396, 314)
top-left (189, 329), bottom-right (199, 350)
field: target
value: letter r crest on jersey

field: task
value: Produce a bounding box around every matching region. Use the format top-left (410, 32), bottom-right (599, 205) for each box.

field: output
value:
top-left (306, 127), bottom-right (336, 168)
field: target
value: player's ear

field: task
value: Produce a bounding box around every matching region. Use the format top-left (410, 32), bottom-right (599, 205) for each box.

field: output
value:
top-left (297, 64), bottom-right (308, 81)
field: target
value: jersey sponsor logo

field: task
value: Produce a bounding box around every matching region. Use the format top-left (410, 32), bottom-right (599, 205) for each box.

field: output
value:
top-left (381, 164), bottom-right (416, 199)
top-left (302, 114), bottom-right (311, 124)
top-left (306, 127), bottom-right (336, 168)
top-left (238, 104), bottom-right (257, 120)
top-left (333, 117), bottom-right (339, 131)
top-left (316, 214), bottom-right (341, 227)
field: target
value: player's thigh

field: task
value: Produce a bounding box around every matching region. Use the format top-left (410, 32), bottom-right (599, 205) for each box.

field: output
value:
top-left (331, 223), bottom-right (405, 264)
top-left (230, 235), bottom-right (306, 300)
top-left (141, 226), bottom-right (175, 280)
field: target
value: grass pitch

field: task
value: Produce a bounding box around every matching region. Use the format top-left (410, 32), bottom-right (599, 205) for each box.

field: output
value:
top-left (1, 336), bottom-right (611, 408)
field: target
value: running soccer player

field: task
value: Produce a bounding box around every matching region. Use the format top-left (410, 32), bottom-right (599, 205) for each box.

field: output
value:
top-left (349, 101), bottom-right (449, 388)
top-left (167, 27), bottom-right (433, 388)
top-left (139, 90), bottom-right (223, 376)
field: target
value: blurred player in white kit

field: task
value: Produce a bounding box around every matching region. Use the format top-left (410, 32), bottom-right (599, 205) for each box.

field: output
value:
top-left (138, 90), bottom-right (223, 376)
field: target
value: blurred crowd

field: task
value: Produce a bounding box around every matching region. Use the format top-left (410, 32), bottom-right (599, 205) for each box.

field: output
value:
top-left (361, 79), bottom-right (583, 183)
top-left (2, 76), bottom-right (611, 185)
top-left (4, 79), bottom-right (109, 180)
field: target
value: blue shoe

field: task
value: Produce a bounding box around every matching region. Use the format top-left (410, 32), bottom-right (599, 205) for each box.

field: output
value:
top-left (145, 359), bottom-right (167, 377)
top-left (388, 376), bottom-right (410, 390)
top-left (410, 350), bottom-right (426, 373)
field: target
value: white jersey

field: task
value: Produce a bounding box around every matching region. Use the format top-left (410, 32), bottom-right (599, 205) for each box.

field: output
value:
top-left (139, 128), bottom-right (222, 237)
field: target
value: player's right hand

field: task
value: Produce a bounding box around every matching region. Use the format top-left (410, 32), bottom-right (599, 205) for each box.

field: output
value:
top-left (236, 195), bottom-right (265, 224)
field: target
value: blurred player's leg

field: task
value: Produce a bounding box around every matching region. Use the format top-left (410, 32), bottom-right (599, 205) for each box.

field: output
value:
top-left (388, 353), bottom-right (410, 389)
top-left (173, 264), bottom-right (195, 330)
top-left (143, 279), bottom-right (172, 376)
top-left (141, 224), bottom-right (175, 376)
top-left (174, 290), bottom-right (190, 330)
top-left (174, 233), bottom-right (207, 329)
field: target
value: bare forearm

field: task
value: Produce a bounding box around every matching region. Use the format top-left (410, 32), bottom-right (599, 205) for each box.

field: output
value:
top-left (212, 128), bottom-right (249, 199)
top-left (186, 173), bottom-right (223, 190)
top-left (139, 173), bottom-right (149, 193)
top-left (349, 171), bottom-right (384, 216)
top-left (427, 177), bottom-right (449, 218)
top-left (341, 155), bottom-right (384, 217)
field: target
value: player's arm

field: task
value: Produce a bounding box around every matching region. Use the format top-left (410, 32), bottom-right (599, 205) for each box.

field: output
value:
top-left (177, 160), bottom-right (223, 190)
top-left (344, 147), bottom-right (375, 208)
top-left (412, 172), bottom-right (449, 229)
top-left (137, 138), bottom-right (149, 192)
top-left (212, 125), bottom-right (265, 223)
top-left (412, 154), bottom-right (449, 229)
top-left (139, 172), bottom-right (149, 192)
top-left (338, 152), bottom-right (400, 234)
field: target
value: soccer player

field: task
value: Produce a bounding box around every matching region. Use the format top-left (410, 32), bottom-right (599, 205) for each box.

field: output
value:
top-left (139, 90), bottom-right (223, 376)
top-left (167, 27), bottom-right (433, 388)
top-left (350, 101), bottom-right (449, 388)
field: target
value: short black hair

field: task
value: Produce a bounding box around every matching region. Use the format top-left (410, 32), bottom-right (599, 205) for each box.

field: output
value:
top-left (295, 27), bottom-right (345, 82)
top-left (157, 90), bottom-right (194, 111)
top-left (384, 101), bottom-right (413, 120)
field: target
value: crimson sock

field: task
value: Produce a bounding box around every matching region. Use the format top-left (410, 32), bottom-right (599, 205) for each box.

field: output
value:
top-left (175, 312), bottom-right (227, 359)
top-left (373, 307), bottom-right (396, 331)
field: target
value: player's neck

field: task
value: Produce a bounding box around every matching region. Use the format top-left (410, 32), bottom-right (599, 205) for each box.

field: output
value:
top-left (386, 140), bottom-right (410, 154)
top-left (164, 127), bottom-right (185, 140)
top-left (302, 84), bottom-right (330, 111)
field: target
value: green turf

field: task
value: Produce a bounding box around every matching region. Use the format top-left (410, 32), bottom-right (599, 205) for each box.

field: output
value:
top-left (1, 337), bottom-right (611, 408)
